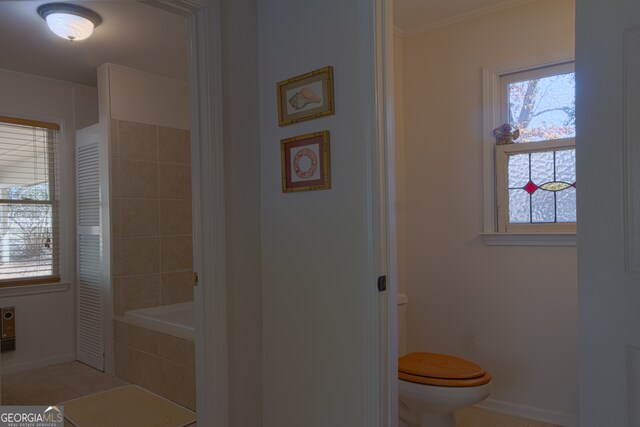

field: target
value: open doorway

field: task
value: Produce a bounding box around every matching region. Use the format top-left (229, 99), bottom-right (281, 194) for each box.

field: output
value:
top-left (0, 2), bottom-right (227, 425)
top-left (392, 0), bottom-right (578, 425)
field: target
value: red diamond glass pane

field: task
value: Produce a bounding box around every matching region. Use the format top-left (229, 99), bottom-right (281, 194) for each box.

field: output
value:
top-left (524, 181), bottom-right (538, 194)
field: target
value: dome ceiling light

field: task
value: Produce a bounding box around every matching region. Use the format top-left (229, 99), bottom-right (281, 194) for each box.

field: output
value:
top-left (37, 3), bottom-right (102, 42)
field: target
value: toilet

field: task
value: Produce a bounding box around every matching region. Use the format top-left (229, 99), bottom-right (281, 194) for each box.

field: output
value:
top-left (397, 294), bottom-right (492, 427)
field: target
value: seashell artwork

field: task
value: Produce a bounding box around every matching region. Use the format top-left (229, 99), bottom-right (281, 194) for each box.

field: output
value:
top-left (288, 87), bottom-right (322, 111)
top-left (277, 66), bottom-right (334, 126)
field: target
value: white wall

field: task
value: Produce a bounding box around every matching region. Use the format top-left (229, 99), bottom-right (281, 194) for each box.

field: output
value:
top-left (258, 1), bottom-right (378, 426)
top-left (73, 84), bottom-right (99, 130)
top-left (399, 0), bottom-right (578, 424)
top-left (100, 64), bottom-right (189, 130)
top-left (220, 0), bottom-right (263, 425)
top-left (0, 288), bottom-right (75, 374)
top-left (0, 69), bottom-right (97, 374)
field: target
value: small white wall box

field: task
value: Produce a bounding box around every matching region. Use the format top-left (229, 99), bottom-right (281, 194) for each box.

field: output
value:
top-left (1, 306), bottom-right (15, 352)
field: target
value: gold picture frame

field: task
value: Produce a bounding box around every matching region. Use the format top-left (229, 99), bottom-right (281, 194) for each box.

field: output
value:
top-left (281, 131), bottom-right (331, 193)
top-left (277, 66), bottom-right (334, 127)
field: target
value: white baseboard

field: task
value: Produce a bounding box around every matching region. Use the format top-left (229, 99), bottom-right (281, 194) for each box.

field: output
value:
top-left (477, 398), bottom-right (579, 427)
top-left (0, 353), bottom-right (76, 375)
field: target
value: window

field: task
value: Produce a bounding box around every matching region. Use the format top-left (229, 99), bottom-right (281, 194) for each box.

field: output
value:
top-left (482, 54), bottom-right (577, 245)
top-left (491, 62), bottom-right (576, 237)
top-left (0, 116), bottom-right (60, 286)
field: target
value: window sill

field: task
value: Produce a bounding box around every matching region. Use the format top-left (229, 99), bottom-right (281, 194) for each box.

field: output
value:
top-left (480, 232), bottom-right (576, 246)
top-left (0, 282), bottom-right (71, 298)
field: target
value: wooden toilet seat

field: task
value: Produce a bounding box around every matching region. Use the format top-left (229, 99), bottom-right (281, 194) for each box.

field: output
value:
top-left (398, 352), bottom-right (492, 387)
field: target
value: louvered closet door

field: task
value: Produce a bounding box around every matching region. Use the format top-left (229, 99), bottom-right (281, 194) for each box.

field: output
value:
top-left (76, 126), bottom-right (104, 371)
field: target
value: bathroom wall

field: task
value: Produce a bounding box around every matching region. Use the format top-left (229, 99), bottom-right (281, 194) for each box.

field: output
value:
top-left (398, 0), bottom-right (578, 424)
top-left (258, 1), bottom-right (380, 426)
top-left (73, 84), bottom-right (99, 130)
top-left (109, 118), bottom-right (192, 314)
top-left (106, 66), bottom-right (189, 130)
top-left (0, 68), bottom-right (97, 374)
top-left (98, 65), bottom-right (192, 315)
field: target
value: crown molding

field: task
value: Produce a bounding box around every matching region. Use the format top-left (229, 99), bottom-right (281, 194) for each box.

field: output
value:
top-left (399, 0), bottom-right (537, 38)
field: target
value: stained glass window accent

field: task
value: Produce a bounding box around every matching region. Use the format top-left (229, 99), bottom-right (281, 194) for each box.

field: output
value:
top-left (494, 62), bottom-right (576, 234)
top-left (508, 72), bottom-right (575, 143)
top-left (507, 149), bottom-right (576, 224)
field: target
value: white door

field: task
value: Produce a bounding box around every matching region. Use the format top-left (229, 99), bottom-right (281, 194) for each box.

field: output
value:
top-left (577, 1), bottom-right (640, 425)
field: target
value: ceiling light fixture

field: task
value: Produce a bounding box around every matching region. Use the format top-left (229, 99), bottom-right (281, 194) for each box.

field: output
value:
top-left (37, 3), bottom-right (102, 42)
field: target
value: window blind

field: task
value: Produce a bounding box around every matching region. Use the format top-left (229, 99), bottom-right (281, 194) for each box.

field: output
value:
top-left (0, 116), bottom-right (60, 286)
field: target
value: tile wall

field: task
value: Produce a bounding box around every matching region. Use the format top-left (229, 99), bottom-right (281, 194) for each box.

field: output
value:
top-left (113, 320), bottom-right (195, 410)
top-left (109, 119), bottom-right (193, 314)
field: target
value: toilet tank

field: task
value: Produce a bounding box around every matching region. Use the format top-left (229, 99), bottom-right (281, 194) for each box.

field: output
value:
top-left (398, 293), bottom-right (408, 356)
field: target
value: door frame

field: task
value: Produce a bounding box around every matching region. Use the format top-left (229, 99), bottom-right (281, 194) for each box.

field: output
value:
top-left (186, 2), bottom-right (229, 426)
top-left (379, 0), bottom-right (399, 424)
top-left (367, 0), bottom-right (398, 425)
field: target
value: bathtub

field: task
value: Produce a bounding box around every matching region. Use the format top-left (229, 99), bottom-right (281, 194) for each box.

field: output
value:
top-left (113, 302), bottom-right (196, 410)
top-left (118, 302), bottom-right (194, 341)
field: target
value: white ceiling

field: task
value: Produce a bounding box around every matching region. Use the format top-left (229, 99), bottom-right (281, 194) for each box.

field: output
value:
top-left (394, 0), bottom-right (535, 35)
top-left (0, 1), bottom-right (187, 87)
top-left (0, 0), bottom-right (536, 86)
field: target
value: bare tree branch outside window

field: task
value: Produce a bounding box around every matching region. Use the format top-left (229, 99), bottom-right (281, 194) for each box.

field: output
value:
top-left (509, 72), bottom-right (576, 142)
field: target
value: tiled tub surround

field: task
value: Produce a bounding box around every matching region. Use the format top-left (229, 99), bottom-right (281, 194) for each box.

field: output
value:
top-left (114, 319), bottom-right (195, 410)
top-left (110, 119), bottom-right (193, 314)
top-left (109, 119), bottom-right (195, 410)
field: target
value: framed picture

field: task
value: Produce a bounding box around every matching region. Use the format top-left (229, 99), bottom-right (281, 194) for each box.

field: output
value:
top-left (277, 66), bottom-right (334, 126)
top-left (281, 131), bottom-right (331, 193)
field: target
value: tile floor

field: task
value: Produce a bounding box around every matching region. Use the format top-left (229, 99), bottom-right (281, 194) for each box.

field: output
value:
top-left (2, 362), bottom-right (129, 427)
top-left (1, 361), bottom-right (127, 406)
top-left (456, 407), bottom-right (565, 427)
top-left (2, 361), bottom-right (563, 427)
top-left (1, 361), bottom-right (197, 426)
